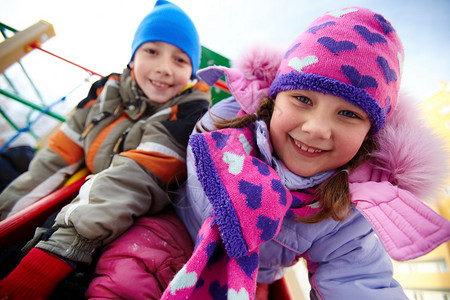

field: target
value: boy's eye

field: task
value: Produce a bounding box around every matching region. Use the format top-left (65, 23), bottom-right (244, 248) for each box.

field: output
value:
top-left (145, 48), bottom-right (157, 55)
top-left (175, 57), bottom-right (188, 64)
top-left (296, 96), bottom-right (312, 105)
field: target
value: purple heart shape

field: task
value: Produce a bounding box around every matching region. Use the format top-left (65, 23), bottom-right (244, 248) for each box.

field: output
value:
top-left (211, 131), bottom-right (230, 150)
top-left (236, 252), bottom-right (259, 280)
top-left (341, 65), bottom-right (378, 89)
top-left (239, 180), bottom-right (262, 209)
top-left (354, 25), bottom-right (387, 46)
top-left (374, 14), bottom-right (394, 35)
top-left (195, 277), bottom-right (204, 290)
top-left (291, 195), bottom-right (305, 207)
top-left (271, 179), bottom-right (287, 206)
top-left (284, 42), bottom-right (301, 59)
top-left (209, 280), bottom-right (227, 299)
top-left (252, 157), bottom-right (270, 176)
top-left (257, 215), bottom-right (280, 242)
top-left (384, 96), bottom-right (392, 115)
top-left (207, 242), bottom-right (225, 269)
top-left (377, 56), bottom-right (397, 84)
top-left (318, 37), bottom-right (357, 55)
top-left (306, 21), bottom-right (335, 34)
top-left (195, 233), bottom-right (205, 250)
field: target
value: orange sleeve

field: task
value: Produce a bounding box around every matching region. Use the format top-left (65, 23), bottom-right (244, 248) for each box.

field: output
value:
top-left (121, 150), bottom-right (186, 184)
top-left (48, 130), bottom-right (84, 165)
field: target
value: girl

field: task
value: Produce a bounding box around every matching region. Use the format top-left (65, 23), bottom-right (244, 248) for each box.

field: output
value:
top-left (164, 7), bottom-right (450, 300)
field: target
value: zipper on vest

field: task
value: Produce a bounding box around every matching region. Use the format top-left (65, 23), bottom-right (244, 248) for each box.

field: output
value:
top-left (111, 126), bottom-right (131, 156)
top-left (80, 105), bottom-right (122, 141)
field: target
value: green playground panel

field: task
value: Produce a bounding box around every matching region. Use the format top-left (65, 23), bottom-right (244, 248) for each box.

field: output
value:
top-left (200, 46), bottom-right (231, 104)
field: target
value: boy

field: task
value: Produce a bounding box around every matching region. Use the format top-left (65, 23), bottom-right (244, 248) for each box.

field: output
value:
top-left (0, 1), bottom-right (210, 298)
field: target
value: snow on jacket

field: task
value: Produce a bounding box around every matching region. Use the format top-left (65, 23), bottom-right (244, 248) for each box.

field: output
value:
top-left (173, 47), bottom-right (450, 299)
top-left (0, 68), bottom-right (210, 263)
top-left (86, 209), bottom-right (194, 299)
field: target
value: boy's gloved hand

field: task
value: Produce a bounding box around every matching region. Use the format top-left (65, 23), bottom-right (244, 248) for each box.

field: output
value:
top-left (0, 248), bottom-right (73, 300)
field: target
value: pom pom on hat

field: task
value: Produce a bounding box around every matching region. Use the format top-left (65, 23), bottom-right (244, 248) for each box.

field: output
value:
top-left (130, 0), bottom-right (200, 76)
top-left (269, 7), bottom-right (404, 134)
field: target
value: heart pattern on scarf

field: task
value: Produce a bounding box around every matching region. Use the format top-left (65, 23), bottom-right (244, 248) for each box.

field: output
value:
top-left (236, 252), bottom-right (259, 280)
top-left (271, 179), bottom-right (288, 205)
top-left (223, 152), bottom-right (244, 175)
top-left (209, 280), bottom-right (227, 299)
top-left (239, 180), bottom-right (262, 209)
top-left (252, 157), bottom-right (270, 176)
top-left (228, 288), bottom-right (250, 300)
top-left (239, 134), bottom-right (253, 155)
top-left (169, 265), bottom-right (198, 295)
top-left (257, 215), bottom-right (280, 242)
top-left (212, 131), bottom-right (230, 150)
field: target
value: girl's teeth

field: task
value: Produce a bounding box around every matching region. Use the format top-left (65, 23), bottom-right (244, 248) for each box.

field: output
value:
top-left (295, 140), bottom-right (322, 153)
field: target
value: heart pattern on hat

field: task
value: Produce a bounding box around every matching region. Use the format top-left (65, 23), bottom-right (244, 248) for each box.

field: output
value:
top-left (374, 13), bottom-right (395, 34)
top-left (327, 7), bottom-right (358, 18)
top-left (377, 56), bottom-right (397, 84)
top-left (288, 56), bottom-right (319, 72)
top-left (306, 21), bottom-right (335, 34)
top-left (270, 7), bottom-right (404, 134)
top-left (341, 65), bottom-right (378, 88)
top-left (318, 37), bottom-right (357, 55)
top-left (354, 25), bottom-right (387, 46)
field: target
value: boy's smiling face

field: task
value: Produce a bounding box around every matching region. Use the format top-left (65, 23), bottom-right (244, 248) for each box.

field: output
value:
top-left (129, 41), bottom-right (192, 104)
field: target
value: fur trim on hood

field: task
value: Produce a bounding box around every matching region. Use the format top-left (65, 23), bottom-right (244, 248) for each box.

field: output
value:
top-left (198, 45), bottom-right (449, 201)
top-left (371, 92), bottom-right (449, 202)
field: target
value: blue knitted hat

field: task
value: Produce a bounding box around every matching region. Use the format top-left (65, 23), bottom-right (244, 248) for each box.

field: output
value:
top-left (130, 0), bottom-right (200, 76)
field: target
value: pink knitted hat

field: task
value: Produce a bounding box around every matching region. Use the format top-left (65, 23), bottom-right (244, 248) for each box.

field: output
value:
top-left (269, 7), bottom-right (404, 134)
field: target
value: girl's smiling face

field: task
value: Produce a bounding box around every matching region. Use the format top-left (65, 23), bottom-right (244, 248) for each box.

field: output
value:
top-left (270, 90), bottom-right (371, 177)
top-left (129, 41), bottom-right (192, 104)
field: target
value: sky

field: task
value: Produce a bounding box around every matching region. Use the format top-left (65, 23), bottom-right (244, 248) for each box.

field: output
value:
top-left (0, 0), bottom-right (449, 142)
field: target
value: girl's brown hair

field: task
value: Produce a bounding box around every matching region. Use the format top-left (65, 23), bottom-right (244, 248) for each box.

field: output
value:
top-left (199, 97), bottom-right (377, 223)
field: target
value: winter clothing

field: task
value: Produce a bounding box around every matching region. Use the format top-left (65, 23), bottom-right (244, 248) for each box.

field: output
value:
top-left (0, 70), bottom-right (209, 261)
top-left (86, 209), bottom-right (194, 299)
top-left (170, 10), bottom-right (449, 297)
top-left (172, 95), bottom-right (449, 299)
top-left (0, 68), bottom-right (210, 298)
top-left (130, 0), bottom-right (200, 76)
top-left (163, 124), bottom-right (325, 299)
top-left (270, 7), bottom-right (403, 134)
top-left (0, 145), bottom-right (34, 193)
top-left (0, 248), bottom-right (73, 299)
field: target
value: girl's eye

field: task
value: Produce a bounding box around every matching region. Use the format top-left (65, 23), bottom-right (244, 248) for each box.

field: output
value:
top-left (146, 48), bottom-right (157, 55)
top-left (339, 110), bottom-right (359, 119)
top-left (296, 96), bottom-right (312, 105)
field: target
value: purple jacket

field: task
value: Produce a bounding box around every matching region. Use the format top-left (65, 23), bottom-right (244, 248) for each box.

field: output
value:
top-left (175, 47), bottom-right (450, 299)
